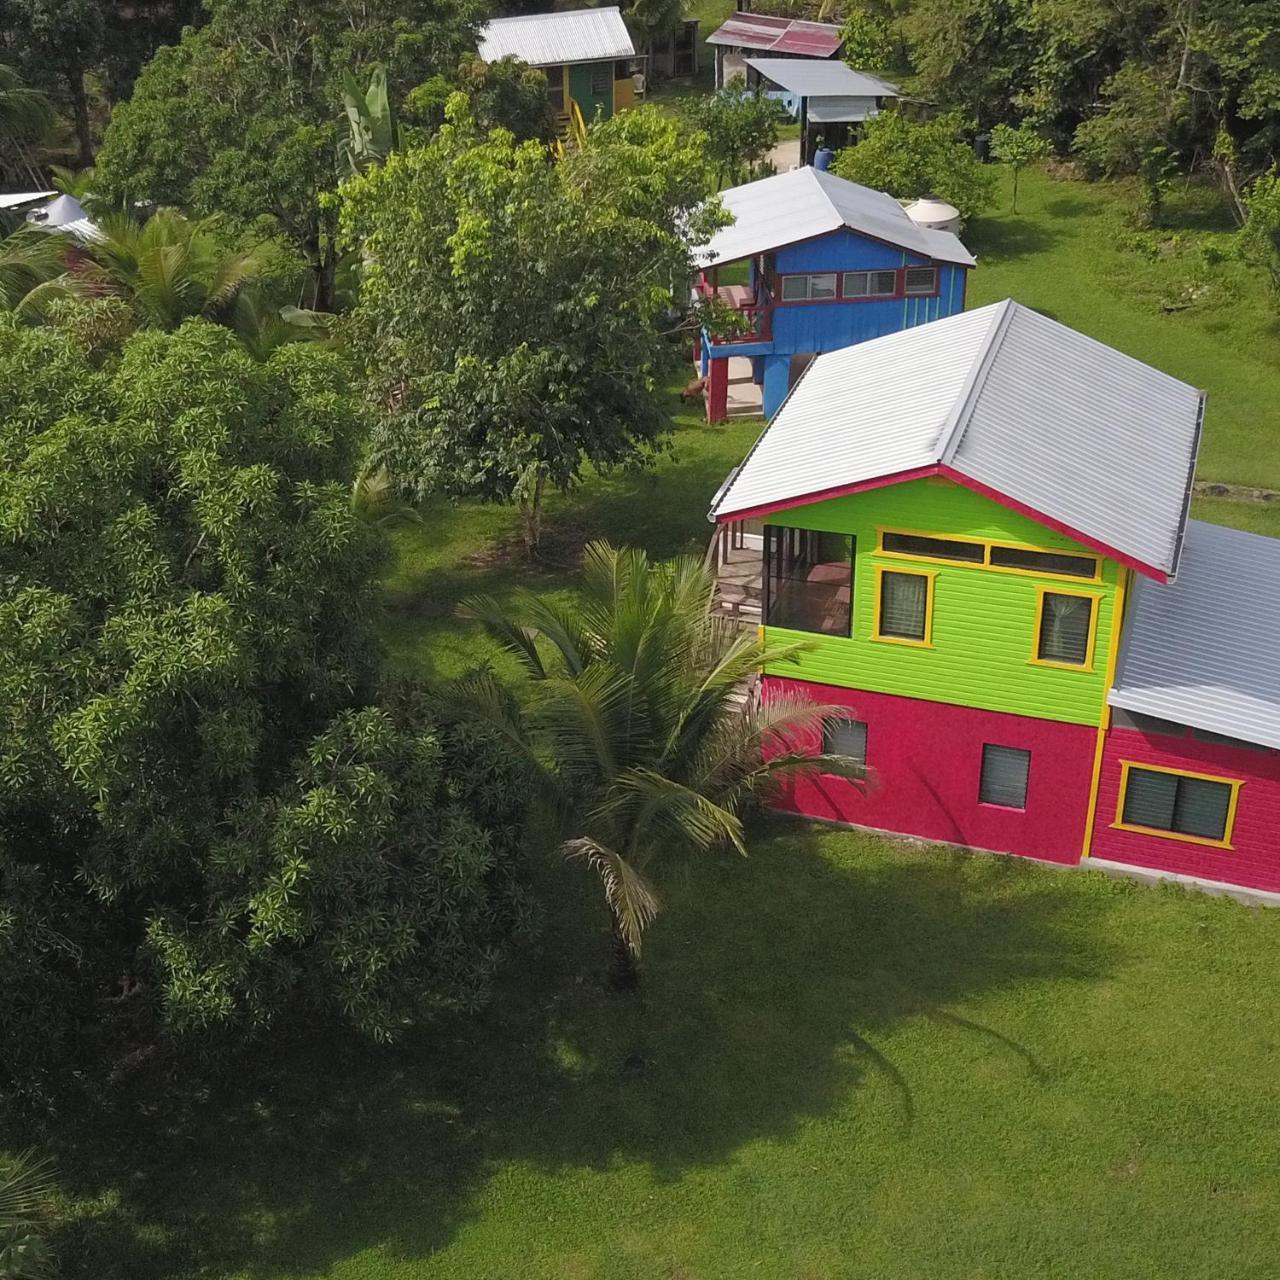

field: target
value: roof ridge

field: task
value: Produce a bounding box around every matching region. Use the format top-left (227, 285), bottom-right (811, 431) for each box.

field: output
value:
top-left (937, 298), bottom-right (1017, 464)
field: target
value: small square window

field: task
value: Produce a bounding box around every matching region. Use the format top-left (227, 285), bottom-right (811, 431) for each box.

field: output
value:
top-left (876, 569), bottom-right (931, 643)
top-left (904, 267), bottom-right (938, 295)
top-left (979, 744), bottom-right (1030, 809)
top-left (842, 270), bottom-right (870, 297)
top-left (781, 275), bottom-right (808, 301)
top-left (822, 716), bottom-right (867, 764)
top-left (1036, 592), bottom-right (1095, 666)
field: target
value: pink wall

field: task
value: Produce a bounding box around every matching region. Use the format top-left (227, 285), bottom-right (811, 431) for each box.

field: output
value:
top-left (765, 677), bottom-right (1096, 864)
top-left (1090, 727), bottom-right (1280, 892)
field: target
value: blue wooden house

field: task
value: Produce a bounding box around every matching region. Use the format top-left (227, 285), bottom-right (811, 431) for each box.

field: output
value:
top-left (696, 167), bottom-right (975, 421)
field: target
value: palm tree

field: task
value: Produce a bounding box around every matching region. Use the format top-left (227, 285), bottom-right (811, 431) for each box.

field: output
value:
top-left (0, 65), bottom-right (54, 189)
top-left (458, 541), bottom-right (865, 988)
top-left (0, 229), bottom-right (79, 321)
top-left (0, 1150), bottom-right (57, 1280)
top-left (85, 210), bottom-right (267, 330)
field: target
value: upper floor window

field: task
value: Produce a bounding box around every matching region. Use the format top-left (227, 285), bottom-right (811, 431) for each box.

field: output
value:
top-left (874, 567), bottom-right (934, 646)
top-left (1116, 763), bottom-right (1240, 847)
top-left (764, 526), bottom-right (853, 636)
top-left (903, 267), bottom-right (939, 295)
top-left (879, 529), bottom-right (1099, 581)
top-left (780, 273), bottom-right (837, 302)
top-left (842, 269), bottom-right (897, 298)
top-left (1034, 590), bottom-right (1097, 668)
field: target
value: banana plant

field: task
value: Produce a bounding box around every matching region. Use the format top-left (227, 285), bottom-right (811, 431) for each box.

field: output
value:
top-left (337, 64), bottom-right (401, 176)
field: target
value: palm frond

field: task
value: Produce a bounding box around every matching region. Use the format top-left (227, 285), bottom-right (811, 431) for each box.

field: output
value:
top-left (457, 592), bottom-right (548, 679)
top-left (562, 836), bottom-right (661, 957)
top-left (0, 1149), bottom-right (56, 1230)
top-left (601, 765), bottom-right (746, 858)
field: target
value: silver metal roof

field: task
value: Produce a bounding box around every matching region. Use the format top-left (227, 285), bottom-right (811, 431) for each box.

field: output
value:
top-left (24, 193), bottom-right (102, 243)
top-left (0, 190), bottom-right (54, 210)
top-left (745, 57), bottom-right (898, 98)
top-left (1110, 519), bottom-right (1280, 749)
top-left (710, 299), bottom-right (1204, 580)
top-left (702, 166), bottom-right (975, 267)
top-left (478, 7), bottom-right (634, 66)
top-left (806, 96), bottom-right (881, 124)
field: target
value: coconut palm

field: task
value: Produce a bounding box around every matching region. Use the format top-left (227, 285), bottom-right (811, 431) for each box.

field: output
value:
top-left (0, 65), bottom-right (54, 190)
top-left (458, 540), bottom-right (865, 987)
top-left (0, 229), bottom-right (79, 321)
top-left (0, 1150), bottom-right (56, 1280)
top-left (85, 210), bottom-right (268, 330)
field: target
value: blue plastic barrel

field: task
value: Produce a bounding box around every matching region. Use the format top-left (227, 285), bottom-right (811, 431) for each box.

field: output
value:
top-left (813, 147), bottom-right (834, 171)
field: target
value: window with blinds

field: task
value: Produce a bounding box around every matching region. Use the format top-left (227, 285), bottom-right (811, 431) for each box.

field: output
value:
top-left (979, 744), bottom-right (1031, 809)
top-left (1120, 767), bottom-right (1236, 843)
top-left (903, 266), bottom-right (938, 295)
top-left (822, 716), bottom-right (867, 764)
top-left (1036, 592), bottom-right (1094, 666)
top-left (877, 570), bottom-right (931, 643)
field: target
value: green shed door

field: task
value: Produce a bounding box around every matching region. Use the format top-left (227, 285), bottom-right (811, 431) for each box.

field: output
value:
top-left (568, 61), bottom-right (613, 122)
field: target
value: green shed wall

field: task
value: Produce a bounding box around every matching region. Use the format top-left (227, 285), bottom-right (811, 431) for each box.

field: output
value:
top-left (762, 477), bottom-right (1122, 727)
top-left (568, 62), bottom-right (614, 121)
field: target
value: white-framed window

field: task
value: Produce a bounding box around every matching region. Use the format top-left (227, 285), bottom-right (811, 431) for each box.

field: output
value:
top-left (842, 269), bottom-right (897, 298)
top-left (822, 716), bottom-right (868, 764)
top-left (903, 266), bottom-right (938, 295)
top-left (979, 744), bottom-right (1030, 809)
top-left (780, 273), bottom-right (838, 301)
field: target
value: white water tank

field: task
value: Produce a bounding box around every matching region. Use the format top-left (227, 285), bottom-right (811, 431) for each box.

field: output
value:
top-left (904, 196), bottom-right (961, 235)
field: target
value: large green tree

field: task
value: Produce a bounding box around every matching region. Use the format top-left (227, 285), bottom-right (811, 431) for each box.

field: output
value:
top-left (93, 0), bottom-right (480, 310)
top-left (458, 542), bottom-right (863, 988)
top-left (341, 98), bottom-right (720, 555)
top-left (0, 316), bottom-right (531, 1107)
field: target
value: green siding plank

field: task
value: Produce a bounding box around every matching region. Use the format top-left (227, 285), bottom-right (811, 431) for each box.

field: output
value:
top-left (761, 478), bottom-right (1119, 727)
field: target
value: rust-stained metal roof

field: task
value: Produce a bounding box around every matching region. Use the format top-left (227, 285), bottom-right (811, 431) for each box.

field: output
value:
top-left (705, 12), bottom-right (842, 57)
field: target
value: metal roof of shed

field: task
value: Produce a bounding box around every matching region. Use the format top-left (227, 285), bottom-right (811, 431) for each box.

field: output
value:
top-left (710, 299), bottom-right (1204, 581)
top-left (478, 7), bottom-right (634, 67)
top-left (0, 190), bottom-right (54, 210)
top-left (744, 57), bottom-right (898, 98)
top-left (702, 166), bottom-right (975, 267)
top-left (806, 96), bottom-right (881, 123)
top-left (1110, 520), bottom-right (1280, 749)
top-left (705, 12), bottom-right (842, 56)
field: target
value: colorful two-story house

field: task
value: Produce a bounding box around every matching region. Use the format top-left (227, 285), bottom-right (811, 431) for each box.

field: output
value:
top-left (695, 166), bottom-right (975, 423)
top-left (708, 299), bottom-right (1280, 896)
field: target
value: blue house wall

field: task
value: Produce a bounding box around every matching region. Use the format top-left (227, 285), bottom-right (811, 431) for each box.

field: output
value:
top-left (705, 225), bottom-right (969, 419)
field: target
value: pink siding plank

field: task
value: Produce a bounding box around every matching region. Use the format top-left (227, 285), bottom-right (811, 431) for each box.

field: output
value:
top-left (765, 677), bottom-right (1095, 864)
top-left (1090, 727), bottom-right (1280, 892)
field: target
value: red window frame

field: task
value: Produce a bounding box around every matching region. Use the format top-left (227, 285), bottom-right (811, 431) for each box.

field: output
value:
top-left (772, 264), bottom-right (941, 305)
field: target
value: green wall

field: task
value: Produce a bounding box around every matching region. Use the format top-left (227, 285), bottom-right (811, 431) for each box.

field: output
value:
top-left (568, 62), bottom-right (614, 122)
top-left (763, 477), bottom-right (1123, 727)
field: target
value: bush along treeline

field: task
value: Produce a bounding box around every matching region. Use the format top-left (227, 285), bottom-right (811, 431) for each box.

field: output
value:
top-left (0, 315), bottom-right (534, 1113)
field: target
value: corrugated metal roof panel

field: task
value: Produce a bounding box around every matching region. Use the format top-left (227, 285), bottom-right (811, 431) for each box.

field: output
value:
top-left (1110, 520), bottom-right (1280, 749)
top-left (0, 190), bottom-right (54, 210)
top-left (952, 303), bottom-right (1203, 578)
top-left (705, 13), bottom-right (842, 56)
top-left (710, 299), bottom-right (1204, 580)
top-left (702, 166), bottom-right (975, 267)
top-left (709, 305), bottom-right (1002, 517)
top-left (478, 7), bottom-right (634, 66)
top-left (806, 96), bottom-right (880, 123)
top-left (745, 57), bottom-right (898, 98)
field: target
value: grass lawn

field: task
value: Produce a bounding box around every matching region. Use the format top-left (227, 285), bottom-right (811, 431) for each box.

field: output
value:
top-left (28, 166), bottom-right (1280, 1279)
top-left (53, 824), bottom-right (1280, 1279)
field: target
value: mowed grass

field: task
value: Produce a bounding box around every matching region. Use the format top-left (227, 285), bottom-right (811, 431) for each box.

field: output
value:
top-left (53, 823), bottom-right (1280, 1280)
top-left (30, 168), bottom-right (1280, 1280)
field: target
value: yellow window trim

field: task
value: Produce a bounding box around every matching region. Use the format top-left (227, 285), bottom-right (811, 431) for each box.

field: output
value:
top-left (1028, 586), bottom-right (1102, 673)
top-left (872, 565), bottom-right (937, 648)
top-left (875, 525), bottom-right (1103, 583)
top-left (1111, 759), bottom-right (1244, 850)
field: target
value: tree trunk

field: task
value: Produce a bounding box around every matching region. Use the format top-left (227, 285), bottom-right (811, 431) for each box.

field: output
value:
top-left (68, 67), bottom-right (94, 169)
top-left (607, 908), bottom-right (640, 991)
top-left (518, 471), bottom-right (546, 558)
top-left (312, 246), bottom-right (338, 313)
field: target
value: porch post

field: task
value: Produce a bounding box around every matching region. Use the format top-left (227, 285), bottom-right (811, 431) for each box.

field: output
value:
top-left (707, 355), bottom-right (729, 424)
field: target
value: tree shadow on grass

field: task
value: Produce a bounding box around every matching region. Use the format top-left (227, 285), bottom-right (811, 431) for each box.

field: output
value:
top-left (965, 212), bottom-right (1059, 264)
top-left (50, 819), bottom-right (1120, 1279)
